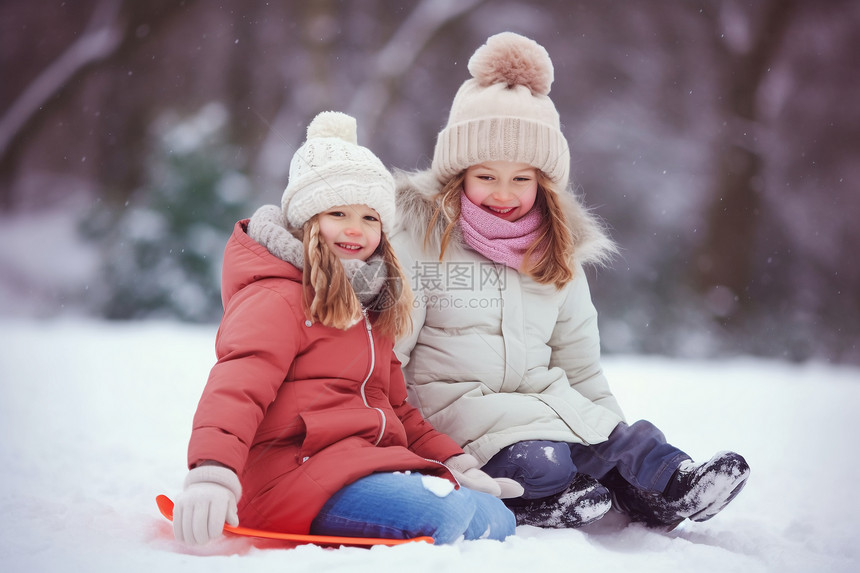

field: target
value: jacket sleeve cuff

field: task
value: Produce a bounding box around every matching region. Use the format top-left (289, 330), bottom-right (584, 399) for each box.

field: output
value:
top-left (184, 464), bottom-right (242, 501)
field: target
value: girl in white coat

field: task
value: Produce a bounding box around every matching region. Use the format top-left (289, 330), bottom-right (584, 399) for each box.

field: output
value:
top-left (392, 32), bottom-right (750, 530)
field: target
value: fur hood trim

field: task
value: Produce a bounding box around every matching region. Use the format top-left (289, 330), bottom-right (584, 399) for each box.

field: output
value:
top-left (247, 204), bottom-right (305, 269)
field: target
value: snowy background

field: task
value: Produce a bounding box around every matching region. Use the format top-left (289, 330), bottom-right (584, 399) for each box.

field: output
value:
top-left (2, 319), bottom-right (858, 573)
top-left (4, 0), bottom-right (860, 363)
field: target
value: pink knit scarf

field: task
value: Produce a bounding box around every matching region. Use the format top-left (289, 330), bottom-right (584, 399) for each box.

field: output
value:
top-left (459, 193), bottom-right (543, 270)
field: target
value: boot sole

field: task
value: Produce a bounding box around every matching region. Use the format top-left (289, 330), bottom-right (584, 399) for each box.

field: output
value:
top-left (688, 468), bottom-right (750, 522)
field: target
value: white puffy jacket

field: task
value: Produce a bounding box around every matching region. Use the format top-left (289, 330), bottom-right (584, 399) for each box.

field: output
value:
top-left (392, 170), bottom-right (626, 466)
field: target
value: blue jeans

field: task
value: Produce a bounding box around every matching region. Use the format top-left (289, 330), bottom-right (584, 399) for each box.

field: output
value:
top-left (482, 420), bottom-right (690, 499)
top-left (309, 472), bottom-right (516, 544)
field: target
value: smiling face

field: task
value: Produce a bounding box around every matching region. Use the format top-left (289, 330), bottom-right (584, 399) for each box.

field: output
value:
top-left (463, 161), bottom-right (539, 222)
top-left (317, 204), bottom-right (382, 261)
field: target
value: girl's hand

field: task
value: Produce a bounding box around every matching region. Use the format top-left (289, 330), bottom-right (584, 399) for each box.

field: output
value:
top-left (444, 454), bottom-right (524, 499)
top-left (173, 464), bottom-right (242, 545)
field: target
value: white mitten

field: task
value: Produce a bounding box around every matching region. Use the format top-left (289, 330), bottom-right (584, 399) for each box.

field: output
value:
top-left (495, 477), bottom-right (526, 499)
top-left (173, 464), bottom-right (242, 545)
top-left (445, 454), bottom-right (524, 499)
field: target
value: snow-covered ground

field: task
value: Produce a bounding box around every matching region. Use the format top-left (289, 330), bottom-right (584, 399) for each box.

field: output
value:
top-left (1, 319), bottom-right (858, 572)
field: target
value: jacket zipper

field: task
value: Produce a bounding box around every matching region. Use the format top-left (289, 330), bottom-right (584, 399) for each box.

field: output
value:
top-left (360, 309), bottom-right (386, 445)
top-left (361, 312), bottom-right (453, 482)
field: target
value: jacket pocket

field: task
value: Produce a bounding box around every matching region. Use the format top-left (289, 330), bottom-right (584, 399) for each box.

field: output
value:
top-left (532, 392), bottom-right (621, 445)
top-left (297, 408), bottom-right (384, 460)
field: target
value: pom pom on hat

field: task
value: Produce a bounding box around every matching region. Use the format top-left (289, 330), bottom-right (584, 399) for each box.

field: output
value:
top-left (468, 32), bottom-right (554, 95)
top-left (282, 111), bottom-right (395, 232)
top-left (433, 32), bottom-right (570, 191)
top-left (306, 111), bottom-right (358, 144)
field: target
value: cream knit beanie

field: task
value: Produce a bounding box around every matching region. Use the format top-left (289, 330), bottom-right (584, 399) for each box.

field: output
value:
top-left (283, 111), bottom-right (395, 233)
top-left (432, 32), bottom-right (570, 191)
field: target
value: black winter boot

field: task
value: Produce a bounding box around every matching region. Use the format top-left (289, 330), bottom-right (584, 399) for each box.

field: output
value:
top-left (605, 451), bottom-right (750, 529)
top-left (507, 474), bottom-right (612, 529)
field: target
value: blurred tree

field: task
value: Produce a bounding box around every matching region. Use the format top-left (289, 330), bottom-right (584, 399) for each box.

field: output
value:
top-left (693, 0), bottom-right (797, 316)
top-left (82, 103), bottom-right (252, 321)
top-left (346, 0), bottom-right (485, 138)
top-left (0, 0), bottom-right (121, 209)
top-left (0, 0), bottom-right (200, 209)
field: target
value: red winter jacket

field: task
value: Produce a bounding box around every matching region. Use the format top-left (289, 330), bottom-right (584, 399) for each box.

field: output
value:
top-left (187, 220), bottom-right (464, 533)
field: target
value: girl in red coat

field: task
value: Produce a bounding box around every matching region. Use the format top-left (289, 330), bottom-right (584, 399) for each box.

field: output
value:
top-left (171, 111), bottom-right (519, 546)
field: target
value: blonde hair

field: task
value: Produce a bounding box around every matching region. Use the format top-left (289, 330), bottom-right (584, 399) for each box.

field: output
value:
top-left (428, 170), bottom-right (574, 289)
top-left (301, 216), bottom-right (413, 340)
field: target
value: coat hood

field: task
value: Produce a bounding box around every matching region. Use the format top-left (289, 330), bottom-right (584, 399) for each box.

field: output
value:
top-left (392, 168), bottom-right (616, 267)
top-left (220, 219), bottom-right (303, 310)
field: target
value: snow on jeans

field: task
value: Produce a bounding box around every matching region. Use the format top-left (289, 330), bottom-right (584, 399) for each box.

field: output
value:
top-left (482, 420), bottom-right (691, 499)
top-left (309, 471), bottom-right (516, 543)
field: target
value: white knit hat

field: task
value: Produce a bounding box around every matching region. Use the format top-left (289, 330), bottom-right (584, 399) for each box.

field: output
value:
top-left (283, 111), bottom-right (395, 232)
top-left (432, 32), bottom-right (570, 191)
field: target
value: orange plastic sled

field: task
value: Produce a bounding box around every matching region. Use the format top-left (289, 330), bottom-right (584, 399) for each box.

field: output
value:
top-left (156, 494), bottom-right (434, 547)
